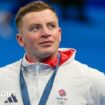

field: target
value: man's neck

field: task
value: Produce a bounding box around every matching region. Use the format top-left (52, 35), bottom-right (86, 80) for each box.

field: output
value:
top-left (25, 53), bottom-right (58, 63)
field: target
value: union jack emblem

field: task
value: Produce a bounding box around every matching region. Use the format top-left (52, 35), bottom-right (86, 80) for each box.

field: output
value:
top-left (58, 89), bottom-right (66, 97)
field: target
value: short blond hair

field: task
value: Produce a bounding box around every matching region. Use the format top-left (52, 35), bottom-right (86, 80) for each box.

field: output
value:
top-left (15, 1), bottom-right (57, 29)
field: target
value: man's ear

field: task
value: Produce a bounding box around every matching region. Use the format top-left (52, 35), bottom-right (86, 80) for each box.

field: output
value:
top-left (16, 34), bottom-right (24, 46)
top-left (59, 27), bottom-right (62, 42)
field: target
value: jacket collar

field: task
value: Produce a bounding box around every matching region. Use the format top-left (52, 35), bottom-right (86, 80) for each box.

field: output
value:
top-left (22, 48), bottom-right (76, 68)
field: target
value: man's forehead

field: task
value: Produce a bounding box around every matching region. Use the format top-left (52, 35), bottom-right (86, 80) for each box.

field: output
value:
top-left (21, 10), bottom-right (58, 26)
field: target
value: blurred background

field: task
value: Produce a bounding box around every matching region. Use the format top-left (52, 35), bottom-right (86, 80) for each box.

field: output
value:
top-left (0, 0), bottom-right (105, 72)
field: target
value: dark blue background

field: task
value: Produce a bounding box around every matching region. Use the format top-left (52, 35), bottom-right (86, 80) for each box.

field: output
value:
top-left (0, 0), bottom-right (105, 73)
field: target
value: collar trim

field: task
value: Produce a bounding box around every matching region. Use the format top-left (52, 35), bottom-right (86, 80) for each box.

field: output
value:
top-left (23, 49), bottom-right (75, 68)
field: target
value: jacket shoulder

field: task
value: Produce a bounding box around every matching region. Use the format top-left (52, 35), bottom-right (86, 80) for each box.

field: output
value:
top-left (74, 60), bottom-right (104, 77)
top-left (0, 59), bottom-right (21, 72)
top-left (74, 60), bottom-right (105, 95)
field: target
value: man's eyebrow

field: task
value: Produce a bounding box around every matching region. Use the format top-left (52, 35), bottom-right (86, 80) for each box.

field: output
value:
top-left (48, 21), bottom-right (57, 23)
top-left (47, 21), bottom-right (57, 25)
top-left (29, 21), bottom-right (57, 27)
top-left (29, 23), bottom-right (41, 27)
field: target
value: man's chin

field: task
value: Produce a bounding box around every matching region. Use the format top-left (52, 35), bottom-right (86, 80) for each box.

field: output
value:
top-left (40, 51), bottom-right (56, 58)
top-left (39, 46), bottom-right (58, 57)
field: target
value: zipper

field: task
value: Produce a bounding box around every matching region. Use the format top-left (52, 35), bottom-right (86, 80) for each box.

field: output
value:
top-left (35, 62), bottom-right (40, 103)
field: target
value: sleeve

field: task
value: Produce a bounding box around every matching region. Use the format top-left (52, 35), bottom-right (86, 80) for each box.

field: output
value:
top-left (88, 67), bottom-right (105, 105)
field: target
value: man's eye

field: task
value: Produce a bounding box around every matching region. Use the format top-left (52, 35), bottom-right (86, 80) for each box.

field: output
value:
top-left (30, 25), bottom-right (41, 32)
top-left (48, 24), bottom-right (56, 30)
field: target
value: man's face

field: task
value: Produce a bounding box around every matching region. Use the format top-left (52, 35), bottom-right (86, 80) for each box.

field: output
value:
top-left (17, 9), bottom-right (61, 61)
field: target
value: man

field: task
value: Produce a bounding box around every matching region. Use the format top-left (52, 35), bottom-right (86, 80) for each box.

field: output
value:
top-left (0, 1), bottom-right (105, 105)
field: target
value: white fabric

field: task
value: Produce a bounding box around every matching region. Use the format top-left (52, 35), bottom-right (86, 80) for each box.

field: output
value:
top-left (0, 48), bottom-right (105, 105)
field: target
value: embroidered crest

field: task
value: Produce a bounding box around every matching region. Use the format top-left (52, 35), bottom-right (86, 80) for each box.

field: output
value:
top-left (58, 89), bottom-right (66, 97)
top-left (56, 89), bottom-right (68, 105)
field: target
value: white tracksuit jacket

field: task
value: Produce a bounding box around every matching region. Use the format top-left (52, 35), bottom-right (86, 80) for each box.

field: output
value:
top-left (0, 48), bottom-right (105, 105)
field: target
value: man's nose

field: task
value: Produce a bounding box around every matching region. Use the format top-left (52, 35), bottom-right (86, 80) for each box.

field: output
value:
top-left (41, 26), bottom-right (51, 38)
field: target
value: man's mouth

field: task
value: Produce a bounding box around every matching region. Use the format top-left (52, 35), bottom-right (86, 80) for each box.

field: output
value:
top-left (39, 41), bottom-right (54, 47)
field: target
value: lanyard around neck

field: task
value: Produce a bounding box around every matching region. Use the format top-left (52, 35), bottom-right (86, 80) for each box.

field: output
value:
top-left (20, 53), bottom-right (61, 105)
